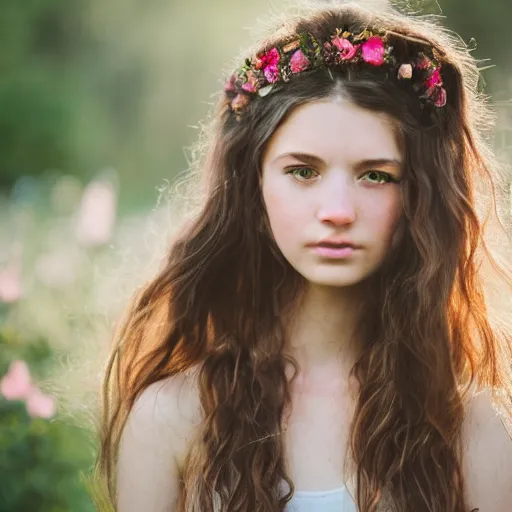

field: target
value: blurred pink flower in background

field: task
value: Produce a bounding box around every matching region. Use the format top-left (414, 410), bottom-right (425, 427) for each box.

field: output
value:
top-left (0, 360), bottom-right (57, 419)
top-left (0, 262), bottom-right (23, 303)
top-left (75, 179), bottom-right (117, 247)
top-left (25, 387), bottom-right (57, 419)
top-left (0, 360), bottom-right (32, 400)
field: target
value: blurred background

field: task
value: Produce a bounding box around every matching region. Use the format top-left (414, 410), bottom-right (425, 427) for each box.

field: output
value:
top-left (0, 0), bottom-right (511, 510)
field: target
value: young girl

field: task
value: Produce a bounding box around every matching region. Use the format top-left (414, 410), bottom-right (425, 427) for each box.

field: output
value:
top-left (95, 2), bottom-right (512, 511)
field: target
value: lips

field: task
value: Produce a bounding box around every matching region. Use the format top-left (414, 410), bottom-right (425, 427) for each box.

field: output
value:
top-left (308, 240), bottom-right (361, 249)
top-left (309, 243), bottom-right (357, 259)
top-left (316, 242), bottom-right (355, 248)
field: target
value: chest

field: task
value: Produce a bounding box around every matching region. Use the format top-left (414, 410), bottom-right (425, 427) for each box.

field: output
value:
top-left (282, 380), bottom-right (357, 497)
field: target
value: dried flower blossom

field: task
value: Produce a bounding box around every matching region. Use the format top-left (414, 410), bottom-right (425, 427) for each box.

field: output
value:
top-left (224, 74), bottom-right (236, 92)
top-left (361, 36), bottom-right (385, 66)
top-left (255, 47), bottom-right (280, 69)
top-left (332, 36), bottom-right (358, 60)
top-left (224, 28), bottom-right (447, 115)
top-left (398, 63), bottom-right (413, 79)
top-left (231, 93), bottom-right (250, 113)
top-left (264, 64), bottom-right (280, 83)
top-left (425, 68), bottom-right (443, 88)
top-left (241, 71), bottom-right (258, 92)
top-left (415, 54), bottom-right (432, 70)
top-left (290, 49), bottom-right (310, 73)
top-left (242, 82), bottom-right (256, 93)
top-left (282, 40), bottom-right (301, 53)
top-left (434, 87), bottom-right (447, 107)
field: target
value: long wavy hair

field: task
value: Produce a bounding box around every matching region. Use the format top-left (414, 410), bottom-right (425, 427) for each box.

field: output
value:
top-left (94, 2), bottom-right (512, 511)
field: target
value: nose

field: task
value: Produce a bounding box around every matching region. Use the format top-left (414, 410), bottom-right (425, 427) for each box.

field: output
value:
top-left (316, 175), bottom-right (356, 226)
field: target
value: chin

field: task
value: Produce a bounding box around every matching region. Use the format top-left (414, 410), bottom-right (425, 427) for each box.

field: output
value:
top-left (299, 267), bottom-right (371, 288)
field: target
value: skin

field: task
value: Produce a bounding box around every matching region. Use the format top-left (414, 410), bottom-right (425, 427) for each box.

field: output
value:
top-left (260, 98), bottom-right (403, 376)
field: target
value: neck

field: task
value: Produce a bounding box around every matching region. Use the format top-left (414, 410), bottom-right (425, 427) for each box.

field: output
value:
top-left (283, 282), bottom-right (365, 378)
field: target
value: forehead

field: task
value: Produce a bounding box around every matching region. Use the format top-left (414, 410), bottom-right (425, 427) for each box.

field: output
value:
top-left (263, 99), bottom-right (402, 164)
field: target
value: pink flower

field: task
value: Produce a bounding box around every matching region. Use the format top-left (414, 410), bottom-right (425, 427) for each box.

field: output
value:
top-left (241, 82), bottom-right (256, 93)
top-left (289, 49), bottom-right (310, 73)
top-left (425, 68), bottom-right (443, 88)
top-left (0, 360), bottom-right (32, 400)
top-left (263, 48), bottom-right (280, 66)
top-left (415, 54), bottom-right (432, 70)
top-left (332, 37), bottom-right (358, 60)
top-left (264, 64), bottom-right (279, 83)
top-left (255, 47), bottom-right (280, 69)
top-left (0, 361), bottom-right (57, 419)
top-left (224, 74), bottom-right (236, 92)
top-left (398, 63), bottom-right (413, 79)
top-left (241, 71), bottom-right (258, 93)
top-left (0, 263), bottom-right (23, 303)
top-left (361, 36), bottom-right (385, 66)
top-left (25, 387), bottom-right (57, 419)
top-left (434, 87), bottom-right (447, 107)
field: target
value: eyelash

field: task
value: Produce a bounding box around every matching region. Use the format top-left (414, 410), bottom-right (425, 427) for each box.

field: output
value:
top-left (285, 167), bottom-right (400, 184)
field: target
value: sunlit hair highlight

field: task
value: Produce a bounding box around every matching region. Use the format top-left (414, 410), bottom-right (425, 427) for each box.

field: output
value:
top-left (94, 2), bottom-right (512, 511)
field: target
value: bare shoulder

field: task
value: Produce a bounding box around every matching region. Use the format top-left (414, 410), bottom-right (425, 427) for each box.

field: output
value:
top-left (461, 387), bottom-right (512, 512)
top-left (131, 367), bottom-right (202, 429)
top-left (129, 367), bottom-right (203, 464)
top-left (116, 367), bottom-right (202, 512)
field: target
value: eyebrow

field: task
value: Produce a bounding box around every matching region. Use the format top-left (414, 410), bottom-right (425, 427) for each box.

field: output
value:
top-left (270, 152), bottom-right (402, 171)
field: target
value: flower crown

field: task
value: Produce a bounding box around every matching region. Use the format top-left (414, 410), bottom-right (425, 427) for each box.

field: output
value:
top-left (224, 28), bottom-right (447, 117)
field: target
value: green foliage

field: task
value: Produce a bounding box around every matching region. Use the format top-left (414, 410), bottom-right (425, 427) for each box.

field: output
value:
top-left (0, 0), bottom-right (92, 188)
top-left (0, 327), bottom-right (95, 512)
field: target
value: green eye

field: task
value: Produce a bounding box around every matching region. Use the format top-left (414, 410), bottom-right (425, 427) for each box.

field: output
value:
top-left (285, 167), bottom-right (399, 184)
top-left (362, 170), bottom-right (395, 184)
top-left (288, 167), bottom-right (318, 181)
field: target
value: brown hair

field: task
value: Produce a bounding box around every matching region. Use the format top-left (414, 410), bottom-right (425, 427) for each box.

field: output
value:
top-left (95, 2), bottom-right (512, 511)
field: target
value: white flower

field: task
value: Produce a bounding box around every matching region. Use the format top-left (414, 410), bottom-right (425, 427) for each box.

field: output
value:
top-left (398, 63), bottom-right (413, 80)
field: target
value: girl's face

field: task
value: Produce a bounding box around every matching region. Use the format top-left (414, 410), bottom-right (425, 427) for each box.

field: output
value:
top-left (261, 99), bottom-right (404, 288)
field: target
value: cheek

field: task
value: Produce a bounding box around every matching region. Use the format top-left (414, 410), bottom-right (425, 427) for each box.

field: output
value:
top-left (362, 191), bottom-right (402, 240)
top-left (262, 182), bottom-right (306, 245)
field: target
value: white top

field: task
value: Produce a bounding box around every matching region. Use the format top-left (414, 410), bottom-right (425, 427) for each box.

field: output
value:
top-left (283, 484), bottom-right (357, 512)
top-left (211, 482), bottom-right (357, 511)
